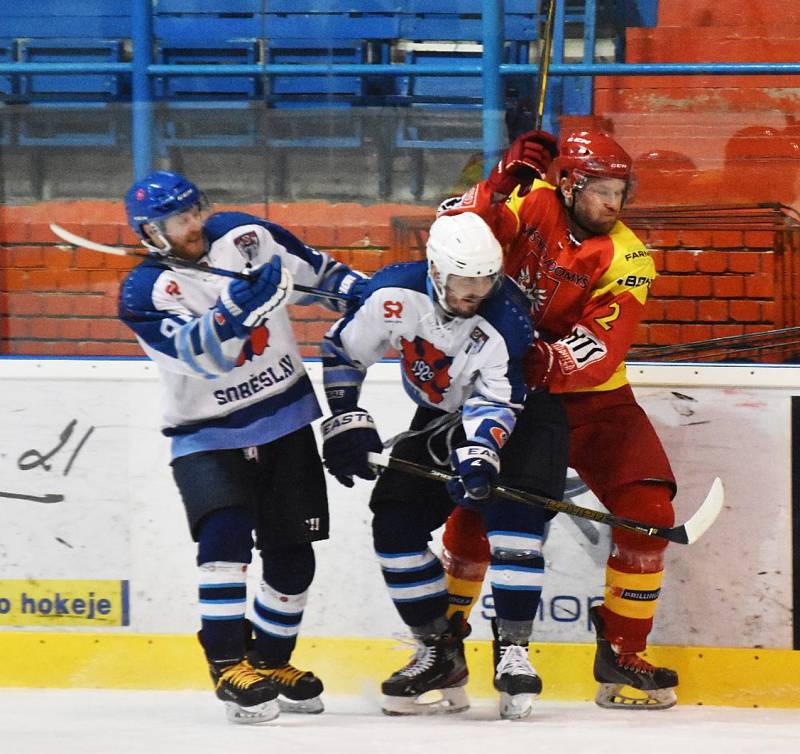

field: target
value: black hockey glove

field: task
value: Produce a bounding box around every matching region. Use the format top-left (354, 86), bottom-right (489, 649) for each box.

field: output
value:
top-left (320, 408), bottom-right (383, 487)
top-left (446, 441), bottom-right (500, 510)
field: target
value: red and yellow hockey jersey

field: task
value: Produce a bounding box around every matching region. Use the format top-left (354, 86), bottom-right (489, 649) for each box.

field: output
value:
top-left (447, 180), bottom-right (654, 393)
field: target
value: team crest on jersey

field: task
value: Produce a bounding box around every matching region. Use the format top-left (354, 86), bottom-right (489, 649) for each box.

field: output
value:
top-left (383, 300), bottom-right (403, 320)
top-left (236, 325), bottom-right (270, 366)
top-left (516, 263), bottom-right (548, 312)
top-left (400, 336), bottom-right (453, 404)
top-left (530, 283), bottom-right (549, 313)
top-left (465, 326), bottom-right (489, 355)
top-left (233, 231), bottom-right (259, 260)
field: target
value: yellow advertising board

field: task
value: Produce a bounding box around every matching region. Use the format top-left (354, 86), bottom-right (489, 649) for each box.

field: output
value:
top-left (0, 580), bottom-right (129, 627)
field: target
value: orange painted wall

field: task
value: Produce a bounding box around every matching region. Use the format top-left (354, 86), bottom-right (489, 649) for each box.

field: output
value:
top-left (2, 1), bottom-right (796, 359)
top-left (0, 201), bottom-right (786, 358)
top-left (592, 0), bottom-right (800, 210)
top-left (0, 201), bottom-right (430, 358)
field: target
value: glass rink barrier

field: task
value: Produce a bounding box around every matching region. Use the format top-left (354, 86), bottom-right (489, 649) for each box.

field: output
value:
top-left (1, 1), bottom-right (800, 745)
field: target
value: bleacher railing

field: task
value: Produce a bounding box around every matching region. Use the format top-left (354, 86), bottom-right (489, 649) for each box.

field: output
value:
top-left (1, 1), bottom-right (800, 182)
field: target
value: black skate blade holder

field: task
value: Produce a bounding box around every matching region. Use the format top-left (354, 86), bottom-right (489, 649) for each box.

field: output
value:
top-left (366, 453), bottom-right (724, 545)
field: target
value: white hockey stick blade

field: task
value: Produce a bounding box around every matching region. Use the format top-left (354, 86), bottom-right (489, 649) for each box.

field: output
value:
top-left (679, 476), bottom-right (724, 545)
top-left (50, 223), bottom-right (136, 257)
top-left (49, 222), bottom-right (351, 298)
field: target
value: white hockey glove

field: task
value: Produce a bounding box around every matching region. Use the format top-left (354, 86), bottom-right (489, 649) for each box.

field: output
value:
top-left (216, 254), bottom-right (294, 338)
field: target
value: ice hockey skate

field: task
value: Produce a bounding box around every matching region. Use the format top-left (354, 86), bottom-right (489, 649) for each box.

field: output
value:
top-left (248, 652), bottom-right (325, 714)
top-left (381, 616), bottom-right (470, 715)
top-left (206, 656), bottom-right (280, 724)
top-left (492, 620), bottom-right (542, 720)
top-left (589, 605), bottom-right (678, 710)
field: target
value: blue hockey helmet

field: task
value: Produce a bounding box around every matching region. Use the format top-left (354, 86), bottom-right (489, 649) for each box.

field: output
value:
top-left (124, 171), bottom-right (206, 254)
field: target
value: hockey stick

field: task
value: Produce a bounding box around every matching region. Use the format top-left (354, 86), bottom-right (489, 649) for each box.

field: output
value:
top-left (629, 326), bottom-right (800, 361)
top-left (49, 223), bottom-right (351, 303)
top-left (533, 0), bottom-right (557, 131)
top-left (366, 452), bottom-right (724, 545)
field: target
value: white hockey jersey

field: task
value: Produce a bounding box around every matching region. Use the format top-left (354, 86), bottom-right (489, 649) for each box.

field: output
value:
top-left (118, 211), bottom-right (362, 458)
top-left (322, 262), bottom-right (534, 452)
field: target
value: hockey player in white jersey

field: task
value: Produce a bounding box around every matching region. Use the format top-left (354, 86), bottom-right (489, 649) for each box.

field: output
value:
top-left (319, 213), bottom-right (568, 719)
top-left (118, 171), bottom-right (366, 724)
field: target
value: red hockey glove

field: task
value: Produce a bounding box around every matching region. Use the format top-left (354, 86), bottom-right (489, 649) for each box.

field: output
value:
top-left (523, 340), bottom-right (556, 389)
top-left (485, 130), bottom-right (558, 198)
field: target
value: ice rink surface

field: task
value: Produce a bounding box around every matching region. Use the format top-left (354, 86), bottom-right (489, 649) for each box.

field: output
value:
top-left (2, 690), bottom-right (799, 754)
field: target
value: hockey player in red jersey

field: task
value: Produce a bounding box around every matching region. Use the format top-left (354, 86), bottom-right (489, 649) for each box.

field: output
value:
top-left (440, 129), bottom-right (680, 709)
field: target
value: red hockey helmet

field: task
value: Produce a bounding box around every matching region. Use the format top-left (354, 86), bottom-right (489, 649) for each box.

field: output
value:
top-left (552, 130), bottom-right (633, 191)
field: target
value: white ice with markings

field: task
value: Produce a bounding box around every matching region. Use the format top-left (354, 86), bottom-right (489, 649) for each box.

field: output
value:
top-left (2, 690), bottom-right (799, 754)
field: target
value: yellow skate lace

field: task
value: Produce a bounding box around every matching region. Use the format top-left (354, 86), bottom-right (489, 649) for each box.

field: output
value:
top-left (218, 659), bottom-right (264, 690)
top-left (258, 664), bottom-right (307, 687)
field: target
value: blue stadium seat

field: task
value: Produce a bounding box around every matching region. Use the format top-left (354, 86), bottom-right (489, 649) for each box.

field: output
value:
top-left (17, 38), bottom-right (126, 101)
top-left (0, 0), bottom-right (600, 200)
top-left (0, 3), bottom-right (130, 40)
top-left (154, 41), bottom-right (261, 101)
top-left (0, 39), bottom-right (14, 148)
top-left (153, 1), bottom-right (263, 44)
top-left (387, 21), bottom-right (531, 198)
top-left (266, 39), bottom-right (366, 106)
top-left (152, 41), bottom-right (262, 152)
top-left (152, 3), bottom-right (263, 154)
top-left (15, 38), bottom-right (127, 149)
top-left (0, 38), bottom-right (15, 100)
top-left (261, 13), bottom-right (397, 198)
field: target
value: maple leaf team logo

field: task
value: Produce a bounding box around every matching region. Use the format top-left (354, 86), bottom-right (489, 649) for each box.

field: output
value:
top-left (400, 337), bottom-right (453, 404)
top-left (236, 325), bottom-right (270, 366)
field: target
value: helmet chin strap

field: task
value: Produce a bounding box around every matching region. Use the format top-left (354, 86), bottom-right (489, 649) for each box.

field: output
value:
top-left (426, 274), bottom-right (456, 318)
top-left (141, 222), bottom-right (210, 260)
top-left (141, 222), bottom-right (173, 256)
top-left (427, 264), bottom-right (503, 321)
top-left (142, 233), bottom-right (172, 257)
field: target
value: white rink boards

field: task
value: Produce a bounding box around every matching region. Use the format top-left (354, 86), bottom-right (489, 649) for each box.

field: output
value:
top-left (0, 358), bottom-right (796, 647)
top-left (0, 358), bottom-right (799, 709)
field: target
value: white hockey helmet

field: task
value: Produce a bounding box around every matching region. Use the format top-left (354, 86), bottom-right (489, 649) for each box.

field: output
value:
top-left (426, 213), bottom-right (503, 314)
